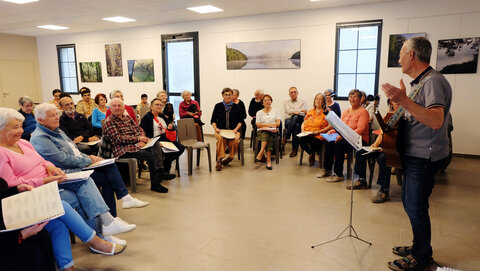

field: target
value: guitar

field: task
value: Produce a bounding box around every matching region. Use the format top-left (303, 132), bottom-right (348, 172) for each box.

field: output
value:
top-left (374, 110), bottom-right (404, 169)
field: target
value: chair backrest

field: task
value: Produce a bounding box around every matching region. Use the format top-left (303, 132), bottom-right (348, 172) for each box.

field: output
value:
top-left (139, 106), bottom-right (150, 119)
top-left (177, 118), bottom-right (198, 143)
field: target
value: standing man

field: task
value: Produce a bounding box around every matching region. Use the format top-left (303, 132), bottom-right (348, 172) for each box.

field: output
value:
top-left (382, 37), bottom-right (452, 271)
top-left (282, 86), bottom-right (307, 157)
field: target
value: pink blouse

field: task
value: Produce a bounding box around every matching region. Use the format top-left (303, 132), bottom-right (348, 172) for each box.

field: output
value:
top-left (0, 139), bottom-right (53, 188)
top-left (341, 107), bottom-right (370, 143)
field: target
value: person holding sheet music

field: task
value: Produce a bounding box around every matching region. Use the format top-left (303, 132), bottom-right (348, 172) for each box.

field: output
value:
top-left (254, 94), bottom-right (281, 170)
top-left (298, 93), bottom-right (331, 166)
top-left (140, 98), bottom-right (185, 174)
top-left (347, 99), bottom-right (399, 204)
top-left (58, 95), bottom-right (99, 155)
top-left (317, 89), bottom-right (369, 183)
top-left (381, 37), bottom-right (452, 271)
top-left (211, 88), bottom-right (243, 171)
top-left (103, 98), bottom-right (176, 193)
top-left (30, 103), bottom-right (149, 216)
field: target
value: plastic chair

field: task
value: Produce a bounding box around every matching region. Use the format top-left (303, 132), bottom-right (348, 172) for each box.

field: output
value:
top-left (177, 118), bottom-right (212, 175)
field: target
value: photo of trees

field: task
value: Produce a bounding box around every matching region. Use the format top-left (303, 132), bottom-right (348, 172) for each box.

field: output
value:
top-left (127, 59), bottom-right (154, 82)
top-left (436, 37), bottom-right (479, 74)
top-left (387, 33), bottom-right (426, 67)
top-left (105, 43), bottom-right (123, 76)
top-left (79, 62), bottom-right (102, 82)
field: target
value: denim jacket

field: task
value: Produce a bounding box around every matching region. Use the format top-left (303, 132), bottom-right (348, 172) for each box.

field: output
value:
top-left (30, 123), bottom-right (92, 173)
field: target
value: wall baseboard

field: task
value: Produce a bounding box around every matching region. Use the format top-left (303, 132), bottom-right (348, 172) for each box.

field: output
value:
top-left (452, 153), bottom-right (480, 159)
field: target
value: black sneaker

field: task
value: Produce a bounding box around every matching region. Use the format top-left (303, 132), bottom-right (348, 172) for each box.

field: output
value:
top-left (159, 173), bottom-right (176, 180)
top-left (151, 184), bottom-right (168, 193)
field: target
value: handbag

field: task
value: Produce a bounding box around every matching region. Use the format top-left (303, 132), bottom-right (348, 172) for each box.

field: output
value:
top-left (154, 115), bottom-right (177, 142)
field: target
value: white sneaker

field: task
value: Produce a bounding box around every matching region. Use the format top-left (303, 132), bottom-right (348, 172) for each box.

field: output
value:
top-left (326, 175), bottom-right (344, 183)
top-left (122, 197), bottom-right (149, 209)
top-left (102, 219), bottom-right (136, 235)
top-left (114, 217), bottom-right (136, 227)
top-left (103, 235), bottom-right (127, 246)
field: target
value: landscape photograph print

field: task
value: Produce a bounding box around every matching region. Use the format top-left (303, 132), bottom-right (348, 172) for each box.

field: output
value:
top-left (226, 39), bottom-right (301, 70)
top-left (127, 59), bottom-right (154, 82)
top-left (105, 43), bottom-right (123, 76)
top-left (436, 37), bottom-right (479, 74)
top-left (79, 62), bottom-right (102, 82)
top-left (387, 32), bottom-right (426, 67)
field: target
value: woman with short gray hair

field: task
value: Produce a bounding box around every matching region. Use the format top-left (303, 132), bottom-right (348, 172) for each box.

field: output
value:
top-left (18, 96), bottom-right (36, 140)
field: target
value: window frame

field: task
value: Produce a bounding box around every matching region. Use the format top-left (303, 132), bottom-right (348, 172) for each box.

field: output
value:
top-left (56, 44), bottom-right (79, 94)
top-left (333, 20), bottom-right (382, 100)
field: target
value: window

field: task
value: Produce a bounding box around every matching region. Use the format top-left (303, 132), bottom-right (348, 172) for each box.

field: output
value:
top-left (161, 32), bottom-right (200, 118)
top-left (334, 20), bottom-right (382, 99)
top-left (56, 44), bottom-right (79, 93)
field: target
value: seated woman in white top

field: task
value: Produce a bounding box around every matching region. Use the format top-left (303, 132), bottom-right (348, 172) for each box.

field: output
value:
top-left (255, 94), bottom-right (281, 170)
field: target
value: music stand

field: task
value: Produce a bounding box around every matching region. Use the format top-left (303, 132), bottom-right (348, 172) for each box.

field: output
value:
top-left (311, 111), bottom-right (372, 248)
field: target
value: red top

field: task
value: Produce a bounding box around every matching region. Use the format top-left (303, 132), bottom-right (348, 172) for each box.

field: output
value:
top-left (105, 105), bottom-right (137, 124)
top-left (179, 100), bottom-right (202, 118)
top-left (341, 107), bottom-right (370, 143)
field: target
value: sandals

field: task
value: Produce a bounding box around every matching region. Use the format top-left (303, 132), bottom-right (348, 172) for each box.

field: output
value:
top-left (392, 246), bottom-right (412, 257)
top-left (90, 243), bottom-right (126, 256)
top-left (388, 255), bottom-right (431, 271)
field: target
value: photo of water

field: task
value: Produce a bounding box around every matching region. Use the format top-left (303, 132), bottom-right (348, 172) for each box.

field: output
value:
top-left (226, 39), bottom-right (300, 70)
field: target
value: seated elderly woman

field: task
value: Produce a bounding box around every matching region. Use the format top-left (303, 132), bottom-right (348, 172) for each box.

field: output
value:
top-left (91, 93), bottom-right (109, 136)
top-left (140, 98), bottom-right (185, 174)
top-left (254, 94), bottom-right (281, 170)
top-left (211, 88), bottom-right (243, 171)
top-left (30, 103), bottom-right (149, 215)
top-left (0, 107), bottom-right (135, 247)
top-left (298, 93), bottom-right (332, 166)
top-left (179, 90), bottom-right (203, 141)
top-left (317, 89), bottom-right (370, 183)
top-left (18, 96), bottom-right (36, 141)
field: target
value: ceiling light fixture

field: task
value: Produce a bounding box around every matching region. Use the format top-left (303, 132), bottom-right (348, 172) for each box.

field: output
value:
top-left (37, 25), bottom-right (69, 30)
top-left (102, 16), bottom-right (136, 23)
top-left (2, 0), bottom-right (38, 4)
top-left (187, 5), bottom-right (223, 14)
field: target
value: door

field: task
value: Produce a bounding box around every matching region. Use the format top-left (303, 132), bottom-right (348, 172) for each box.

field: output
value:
top-left (0, 60), bottom-right (40, 108)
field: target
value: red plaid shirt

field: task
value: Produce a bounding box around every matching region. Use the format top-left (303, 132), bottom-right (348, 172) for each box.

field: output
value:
top-left (103, 113), bottom-right (145, 157)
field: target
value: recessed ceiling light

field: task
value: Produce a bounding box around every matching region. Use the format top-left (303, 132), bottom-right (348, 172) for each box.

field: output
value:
top-left (37, 25), bottom-right (69, 30)
top-left (187, 5), bottom-right (223, 14)
top-left (102, 16), bottom-right (136, 23)
top-left (2, 0), bottom-right (38, 4)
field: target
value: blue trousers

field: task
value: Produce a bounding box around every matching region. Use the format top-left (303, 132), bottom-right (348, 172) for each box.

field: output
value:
top-left (91, 163), bottom-right (129, 217)
top-left (402, 155), bottom-right (446, 264)
top-left (284, 115), bottom-right (304, 150)
top-left (59, 178), bottom-right (110, 234)
top-left (45, 201), bottom-right (95, 270)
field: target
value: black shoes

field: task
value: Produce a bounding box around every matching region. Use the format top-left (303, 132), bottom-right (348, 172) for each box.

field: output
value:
top-left (159, 173), bottom-right (176, 181)
top-left (151, 183), bottom-right (168, 193)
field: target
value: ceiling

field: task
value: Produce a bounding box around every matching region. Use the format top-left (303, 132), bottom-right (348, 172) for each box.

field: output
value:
top-left (0, 0), bottom-right (403, 37)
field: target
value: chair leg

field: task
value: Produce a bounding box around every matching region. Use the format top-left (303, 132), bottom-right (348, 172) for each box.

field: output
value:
top-left (367, 159), bottom-right (376, 188)
top-left (299, 148), bottom-right (304, 165)
top-left (196, 149), bottom-right (201, 166)
top-left (176, 158), bottom-right (180, 177)
top-left (129, 159), bottom-right (137, 193)
top-left (207, 145), bottom-right (212, 172)
top-left (275, 136), bottom-right (280, 164)
top-left (187, 148), bottom-right (193, 176)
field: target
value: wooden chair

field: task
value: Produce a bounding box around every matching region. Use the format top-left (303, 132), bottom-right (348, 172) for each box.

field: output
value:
top-left (177, 118), bottom-right (212, 175)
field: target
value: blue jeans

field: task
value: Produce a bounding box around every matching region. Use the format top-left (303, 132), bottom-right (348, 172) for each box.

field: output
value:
top-left (354, 150), bottom-right (391, 191)
top-left (284, 115), bottom-right (304, 150)
top-left (45, 201), bottom-right (95, 270)
top-left (59, 178), bottom-right (110, 233)
top-left (91, 163), bottom-right (129, 217)
top-left (402, 155), bottom-right (446, 264)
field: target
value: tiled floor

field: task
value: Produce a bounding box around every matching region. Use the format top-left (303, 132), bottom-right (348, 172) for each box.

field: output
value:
top-left (71, 137), bottom-right (480, 271)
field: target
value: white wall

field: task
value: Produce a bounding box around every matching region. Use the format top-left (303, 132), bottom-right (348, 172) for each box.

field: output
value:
top-left (36, 0), bottom-right (480, 155)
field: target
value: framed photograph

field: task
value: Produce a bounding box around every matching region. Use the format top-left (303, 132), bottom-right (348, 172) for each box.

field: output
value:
top-left (387, 33), bottom-right (426, 67)
top-left (226, 39), bottom-right (300, 70)
top-left (105, 43), bottom-right (123, 76)
top-left (127, 59), bottom-right (154, 82)
top-left (436, 37), bottom-right (479, 74)
top-left (79, 62), bottom-right (102, 82)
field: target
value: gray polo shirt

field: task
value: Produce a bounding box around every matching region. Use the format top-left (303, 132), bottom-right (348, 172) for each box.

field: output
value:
top-left (403, 70), bottom-right (452, 161)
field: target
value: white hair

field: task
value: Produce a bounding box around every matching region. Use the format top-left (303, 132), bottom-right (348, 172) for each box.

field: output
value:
top-left (110, 98), bottom-right (124, 106)
top-left (19, 96), bottom-right (33, 106)
top-left (110, 90), bottom-right (123, 99)
top-left (255, 89), bottom-right (264, 95)
top-left (181, 90), bottom-right (191, 98)
top-left (34, 103), bottom-right (57, 121)
top-left (0, 107), bottom-right (25, 131)
top-left (156, 90), bottom-right (167, 98)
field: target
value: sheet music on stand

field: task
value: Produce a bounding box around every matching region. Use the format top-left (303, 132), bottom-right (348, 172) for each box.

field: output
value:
top-left (325, 111), bottom-right (362, 150)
